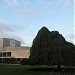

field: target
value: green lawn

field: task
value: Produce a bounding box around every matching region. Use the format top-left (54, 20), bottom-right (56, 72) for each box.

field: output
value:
top-left (0, 64), bottom-right (75, 75)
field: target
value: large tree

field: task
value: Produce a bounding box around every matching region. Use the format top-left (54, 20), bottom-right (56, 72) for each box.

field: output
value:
top-left (29, 27), bottom-right (75, 66)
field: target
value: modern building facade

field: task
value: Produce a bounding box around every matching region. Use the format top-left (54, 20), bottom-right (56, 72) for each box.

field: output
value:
top-left (0, 38), bottom-right (30, 62)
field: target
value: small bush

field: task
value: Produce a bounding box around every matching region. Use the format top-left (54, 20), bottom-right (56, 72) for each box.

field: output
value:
top-left (20, 58), bottom-right (30, 65)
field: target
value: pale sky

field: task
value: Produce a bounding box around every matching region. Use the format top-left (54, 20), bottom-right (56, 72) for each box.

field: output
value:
top-left (0, 0), bottom-right (74, 46)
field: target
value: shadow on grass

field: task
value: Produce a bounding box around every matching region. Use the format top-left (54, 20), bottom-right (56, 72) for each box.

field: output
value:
top-left (29, 67), bottom-right (75, 72)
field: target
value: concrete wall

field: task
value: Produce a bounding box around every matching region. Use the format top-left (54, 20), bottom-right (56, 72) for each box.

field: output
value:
top-left (0, 50), bottom-right (30, 59)
top-left (4, 46), bottom-right (30, 51)
top-left (0, 46), bottom-right (30, 58)
top-left (11, 50), bottom-right (30, 58)
top-left (3, 38), bottom-right (10, 48)
top-left (0, 38), bottom-right (3, 49)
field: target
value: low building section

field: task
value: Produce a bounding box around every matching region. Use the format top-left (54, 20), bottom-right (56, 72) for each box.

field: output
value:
top-left (0, 47), bottom-right (30, 58)
top-left (0, 38), bottom-right (30, 62)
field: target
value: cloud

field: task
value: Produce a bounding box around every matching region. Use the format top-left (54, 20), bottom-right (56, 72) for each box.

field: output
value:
top-left (0, 23), bottom-right (14, 32)
top-left (0, 32), bottom-right (24, 43)
top-left (0, 23), bottom-right (25, 44)
top-left (63, 0), bottom-right (73, 9)
top-left (0, 23), bottom-right (24, 32)
top-left (1, 0), bottom-right (31, 8)
top-left (15, 10), bottom-right (35, 16)
top-left (3, 0), bottom-right (18, 7)
top-left (37, 0), bottom-right (73, 11)
top-left (64, 0), bottom-right (72, 6)
top-left (24, 0), bottom-right (30, 6)
top-left (50, 0), bottom-right (73, 11)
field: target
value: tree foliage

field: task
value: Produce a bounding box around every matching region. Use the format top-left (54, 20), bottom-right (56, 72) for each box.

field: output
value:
top-left (29, 27), bottom-right (75, 66)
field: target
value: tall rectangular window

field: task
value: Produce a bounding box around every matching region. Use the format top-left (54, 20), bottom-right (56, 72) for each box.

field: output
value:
top-left (0, 52), bottom-right (2, 57)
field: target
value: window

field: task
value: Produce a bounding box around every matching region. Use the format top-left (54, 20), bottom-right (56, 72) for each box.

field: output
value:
top-left (3, 52), bottom-right (6, 57)
top-left (7, 52), bottom-right (11, 57)
top-left (0, 53), bottom-right (2, 57)
top-left (10, 39), bottom-right (15, 46)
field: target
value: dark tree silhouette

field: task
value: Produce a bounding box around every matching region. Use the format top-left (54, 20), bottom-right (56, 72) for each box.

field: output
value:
top-left (29, 27), bottom-right (75, 66)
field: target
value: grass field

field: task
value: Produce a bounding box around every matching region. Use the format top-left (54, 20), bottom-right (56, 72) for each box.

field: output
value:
top-left (0, 64), bottom-right (75, 75)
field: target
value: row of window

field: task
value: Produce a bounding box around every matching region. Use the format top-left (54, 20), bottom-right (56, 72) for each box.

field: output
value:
top-left (0, 52), bottom-right (11, 57)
